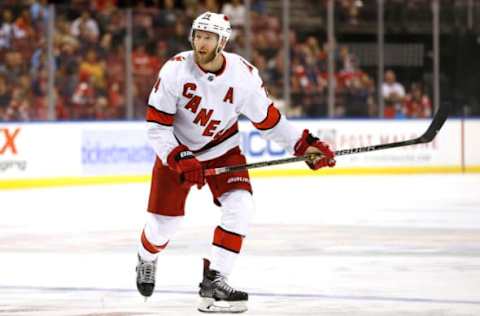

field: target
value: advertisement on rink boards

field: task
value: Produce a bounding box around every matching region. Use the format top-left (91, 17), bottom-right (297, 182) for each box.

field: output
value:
top-left (81, 128), bottom-right (155, 176)
top-left (77, 119), bottom-right (463, 177)
top-left (0, 125), bottom-right (25, 174)
top-left (0, 119), bottom-right (477, 185)
top-left (239, 119), bottom-right (461, 169)
top-left (79, 121), bottom-right (156, 176)
top-left (0, 121), bottom-right (157, 182)
top-left (0, 123), bottom-right (80, 179)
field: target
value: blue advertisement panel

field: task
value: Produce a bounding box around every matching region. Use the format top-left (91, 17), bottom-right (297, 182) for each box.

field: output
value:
top-left (239, 129), bottom-right (287, 159)
top-left (81, 129), bottom-right (155, 176)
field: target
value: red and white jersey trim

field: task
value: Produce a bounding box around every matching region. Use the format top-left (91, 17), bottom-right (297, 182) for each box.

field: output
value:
top-left (252, 103), bottom-right (281, 130)
top-left (146, 105), bottom-right (175, 126)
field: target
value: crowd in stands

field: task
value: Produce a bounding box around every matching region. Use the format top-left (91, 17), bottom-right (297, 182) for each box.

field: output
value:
top-left (0, 0), bottom-right (435, 121)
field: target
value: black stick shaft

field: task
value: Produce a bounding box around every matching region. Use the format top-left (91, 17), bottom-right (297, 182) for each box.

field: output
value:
top-left (204, 103), bottom-right (449, 176)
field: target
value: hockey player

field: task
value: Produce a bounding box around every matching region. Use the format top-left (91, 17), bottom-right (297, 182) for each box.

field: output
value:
top-left (136, 11), bottom-right (335, 313)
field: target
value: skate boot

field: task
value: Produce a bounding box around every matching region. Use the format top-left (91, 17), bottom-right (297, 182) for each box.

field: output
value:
top-left (136, 254), bottom-right (157, 299)
top-left (198, 259), bottom-right (248, 313)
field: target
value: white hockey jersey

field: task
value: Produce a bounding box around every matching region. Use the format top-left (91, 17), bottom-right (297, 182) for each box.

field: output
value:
top-left (146, 50), bottom-right (302, 163)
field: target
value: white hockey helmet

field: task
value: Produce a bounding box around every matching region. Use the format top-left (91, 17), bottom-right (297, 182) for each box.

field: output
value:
top-left (190, 11), bottom-right (232, 53)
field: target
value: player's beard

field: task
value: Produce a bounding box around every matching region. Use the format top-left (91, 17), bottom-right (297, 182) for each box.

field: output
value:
top-left (194, 48), bottom-right (217, 65)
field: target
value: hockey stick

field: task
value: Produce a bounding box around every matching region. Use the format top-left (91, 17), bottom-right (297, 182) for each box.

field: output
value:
top-left (204, 104), bottom-right (449, 176)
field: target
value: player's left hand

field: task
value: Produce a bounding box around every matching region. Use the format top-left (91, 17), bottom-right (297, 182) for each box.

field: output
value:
top-left (294, 129), bottom-right (336, 170)
top-left (167, 145), bottom-right (205, 189)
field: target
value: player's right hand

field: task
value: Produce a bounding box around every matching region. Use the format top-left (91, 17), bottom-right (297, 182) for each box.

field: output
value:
top-left (167, 145), bottom-right (205, 189)
top-left (293, 129), bottom-right (336, 170)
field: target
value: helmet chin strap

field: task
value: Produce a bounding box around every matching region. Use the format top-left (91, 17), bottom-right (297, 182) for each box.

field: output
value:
top-left (215, 37), bottom-right (227, 55)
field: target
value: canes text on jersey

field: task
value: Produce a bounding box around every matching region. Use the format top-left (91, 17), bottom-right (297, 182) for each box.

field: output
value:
top-left (182, 83), bottom-right (234, 138)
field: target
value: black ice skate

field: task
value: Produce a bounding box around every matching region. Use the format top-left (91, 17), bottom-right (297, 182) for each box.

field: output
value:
top-left (198, 259), bottom-right (248, 313)
top-left (136, 254), bottom-right (157, 299)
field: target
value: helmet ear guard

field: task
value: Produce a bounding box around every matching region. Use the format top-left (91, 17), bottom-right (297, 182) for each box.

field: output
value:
top-left (216, 36), bottom-right (228, 54)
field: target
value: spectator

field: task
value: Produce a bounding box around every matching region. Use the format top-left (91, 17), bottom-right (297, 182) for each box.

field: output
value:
top-left (70, 10), bottom-right (100, 43)
top-left (4, 89), bottom-right (31, 121)
top-left (344, 74), bottom-right (370, 117)
top-left (71, 80), bottom-right (95, 119)
top-left (94, 32), bottom-right (112, 60)
top-left (404, 83), bottom-right (432, 118)
top-left (305, 36), bottom-right (323, 60)
top-left (57, 41), bottom-right (80, 100)
top-left (266, 51), bottom-right (285, 102)
top-left (132, 43), bottom-right (156, 106)
top-left (12, 8), bottom-right (36, 61)
top-left (31, 73), bottom-right (66, 120)
top-left (54, 14), bottom-right (79, 49)
top-left (103, 8), bottom-right (126, 40)
top-left (382, 69), bottom-right (405, 118)
top-left (0, 10), bottom-right (14, 51)
top-left (0, 75), bottom-right (12, 118)
top-left (336, 45), bottom-right (357, 74)
top-left (150, 40), bottom-right (169, 72)
top-left (18, 74), bottom-right (34, 102)
top-left (363, 74), bottom-right (377, 117)
top-left (78, 48), bottom-right (106, 90)
top-left (251, 50), bottom-right (267, 79)
top-left (13, 9), bottom-right (35, 40)
top-left (105, 44), bottom-right (125, 88)
top-left (30, 39), bottom-right (47, 76)
top-left (93, 95), bottom-right (109, 119)
top-left (132, 3), bottom-right (155, 45)
top-left (30, 0), bottom-right (49, 29)
top-left (4, 51), bottom-right (27, 85)
top-left (291, 57), bottom-right (311, 115)
top-left (107, 81), bottom-right (124, 118)
top-left (132, 43), bottom-right (155, 77)
top-left (31, 67), bottom-right (48, 119)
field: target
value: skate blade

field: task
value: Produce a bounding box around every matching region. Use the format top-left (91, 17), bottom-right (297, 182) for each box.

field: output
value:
top-left (198, 297), bottom-right (247, 313)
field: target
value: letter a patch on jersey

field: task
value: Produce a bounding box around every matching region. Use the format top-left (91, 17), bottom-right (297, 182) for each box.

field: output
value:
top-left (223, 87), bottom-right (234, 104)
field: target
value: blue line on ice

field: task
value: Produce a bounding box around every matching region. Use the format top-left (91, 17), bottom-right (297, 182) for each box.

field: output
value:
top-left (2, 285), bottom-right (479, 306)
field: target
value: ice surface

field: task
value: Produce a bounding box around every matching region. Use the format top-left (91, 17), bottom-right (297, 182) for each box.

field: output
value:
top-left (1, 174), bottom-right (480, 315)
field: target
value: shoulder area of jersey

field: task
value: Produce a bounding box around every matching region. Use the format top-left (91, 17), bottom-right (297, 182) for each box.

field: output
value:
top-left (159, 51), bottom-right (193, 72)
top-left (224, 52), bottom-right (259, 78)
top-left (166, 51), bottom-right (193, 64)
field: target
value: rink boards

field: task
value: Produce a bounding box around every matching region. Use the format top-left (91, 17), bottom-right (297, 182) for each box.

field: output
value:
top-left (0, 118), bottom-right (479, 188)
